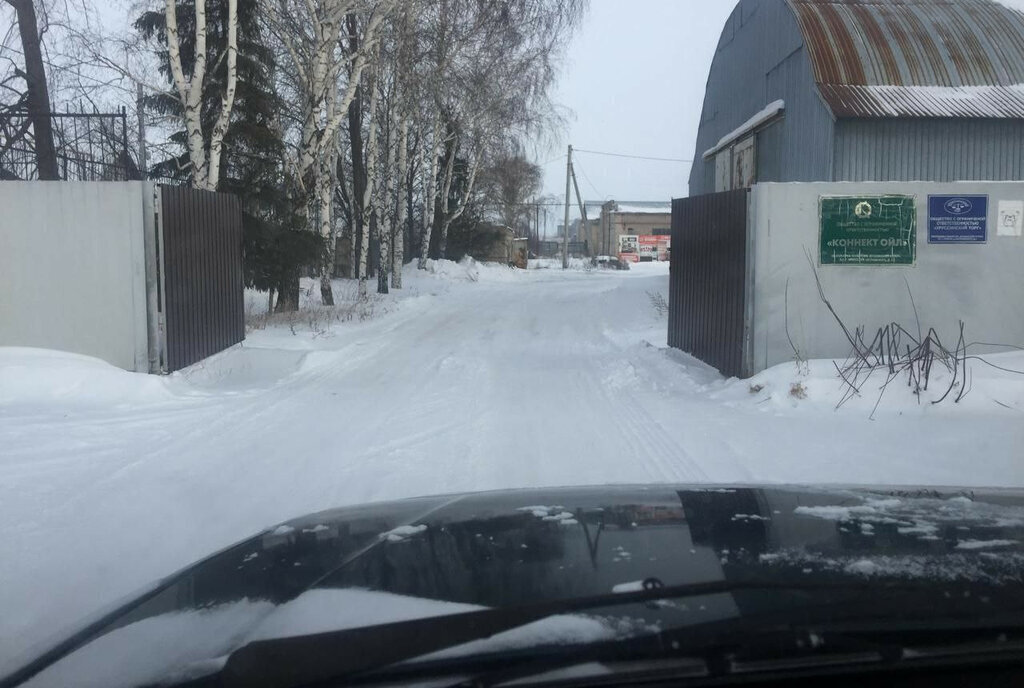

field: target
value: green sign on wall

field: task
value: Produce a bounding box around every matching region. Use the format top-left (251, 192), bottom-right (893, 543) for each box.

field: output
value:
top-left (819, 195), bottom-right (916, 266)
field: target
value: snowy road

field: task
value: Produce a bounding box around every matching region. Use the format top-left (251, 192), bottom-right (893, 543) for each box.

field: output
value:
top-left (2, 260), bottom-right (1023, 671)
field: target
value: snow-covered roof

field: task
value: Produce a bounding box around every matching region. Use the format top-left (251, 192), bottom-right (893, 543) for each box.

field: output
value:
top-left (818, 84), bottom-right (1024, 119)
top-left (611, 204), bottom-right (672, 215)
top-left (790, 0), bottom-right (1024, 119)
top-left (703, 100), bottom-right (785, 159)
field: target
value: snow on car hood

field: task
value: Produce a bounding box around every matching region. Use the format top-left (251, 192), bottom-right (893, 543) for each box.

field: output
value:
top-left (8, 484), bottom-right (1024, 688)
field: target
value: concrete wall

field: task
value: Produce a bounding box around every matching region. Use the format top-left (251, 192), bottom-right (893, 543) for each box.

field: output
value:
top-left (0, 182), bottom-right (153, 371)
top-left (747, 181), bottom-right (1024, 374)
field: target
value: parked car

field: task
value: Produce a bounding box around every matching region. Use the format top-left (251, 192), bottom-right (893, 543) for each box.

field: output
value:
top-left (5, 484), bottom-right (1023, 688)
top-left (593, 255), bottom-right (631, 270)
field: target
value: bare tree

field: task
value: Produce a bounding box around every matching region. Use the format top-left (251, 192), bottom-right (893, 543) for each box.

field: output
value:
top-left (415, 0), bottom-right (584, 267)
top-left (3, 0), bottom-right (58, 179)
top-left (480, 150), bottom-right (542, 236)
top-left (265, 0), bottom-right (397, 305)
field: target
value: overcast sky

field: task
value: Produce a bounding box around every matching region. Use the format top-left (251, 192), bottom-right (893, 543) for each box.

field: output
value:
top-left (539, 1), bottom-right (738, 206)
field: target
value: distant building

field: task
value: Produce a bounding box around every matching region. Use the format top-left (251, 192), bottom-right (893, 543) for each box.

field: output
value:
top-left (689, 0), bottom-right (1024, 196)
top-left (587, 201), bottom-right (672, 258)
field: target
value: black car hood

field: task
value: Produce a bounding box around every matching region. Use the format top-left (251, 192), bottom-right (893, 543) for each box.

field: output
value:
top-left (10, 484), bottom-right (1024, 687)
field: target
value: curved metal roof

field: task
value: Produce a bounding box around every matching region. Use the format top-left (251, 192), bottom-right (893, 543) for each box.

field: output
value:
top-left (788, 0), bottom-right (1024, 117)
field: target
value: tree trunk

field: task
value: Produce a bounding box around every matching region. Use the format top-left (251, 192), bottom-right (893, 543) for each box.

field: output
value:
top-left (318, 81), bottom-right (338, 305)
top-left (357, 59), bottom-right (380, 299)
top-left (204, 0), bottom-right (237, 188)
top-left (392, 114), bottom-right (409, 289)
top-left (347, 82), bottom-right (366, 279)
top-left (377, 111), bottom-right (398, 294)
top-left (417, 114), bottom-right (442, 269)
top-left (376, 210), bottom-right (389, 294)
top-left (276, 274), bottom-right (300, 312)
top-left (435, 132), bottom-right (457, 260)
top-left (9, 0), bottom-right (58, 180)
top-left (439, 149), bottom-right (481, 259)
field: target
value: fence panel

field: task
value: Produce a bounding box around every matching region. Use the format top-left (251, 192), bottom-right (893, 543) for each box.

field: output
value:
top-left (160, 185), bottom-right (244, 372)
top-left (668, 189), bottom-right (749, 378)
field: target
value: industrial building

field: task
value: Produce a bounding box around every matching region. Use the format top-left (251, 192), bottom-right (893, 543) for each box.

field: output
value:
top-left (689, 0), bottom-right (1024, 196)
top-left (571, 201), bottom-right (671, 259)
top-left (671, 0), bottom-right (1024, 378)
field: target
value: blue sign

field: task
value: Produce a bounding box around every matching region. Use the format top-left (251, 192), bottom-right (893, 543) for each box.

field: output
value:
top-left (928, 195), bottom-right (987, 243)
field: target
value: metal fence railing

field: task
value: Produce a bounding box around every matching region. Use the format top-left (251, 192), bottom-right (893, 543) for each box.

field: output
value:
top-left (0, 109), bottom-right (136, 181)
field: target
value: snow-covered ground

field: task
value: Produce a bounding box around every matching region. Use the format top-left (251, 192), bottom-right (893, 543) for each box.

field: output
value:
top-left (2, 259), bottom-right (1023, 672)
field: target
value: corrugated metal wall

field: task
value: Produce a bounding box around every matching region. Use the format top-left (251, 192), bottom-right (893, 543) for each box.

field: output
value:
top-left (834, 118), bottom-right (1024, 181)
top-left (668, 190), bottom-right (749, 378)
top-left (689, 0), bottom-right (834, 196)
top-left (160, 185), bottom-right (245, 373)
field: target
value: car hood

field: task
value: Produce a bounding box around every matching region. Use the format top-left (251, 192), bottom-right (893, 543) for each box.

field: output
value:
top-left (10, 484), bottom-right (1024, 687)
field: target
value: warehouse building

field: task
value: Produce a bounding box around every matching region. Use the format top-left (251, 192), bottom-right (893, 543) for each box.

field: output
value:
top-left (689, 0), bottom-right (1024, 196)
top-left (671, 0), bottom-right (1024, 378)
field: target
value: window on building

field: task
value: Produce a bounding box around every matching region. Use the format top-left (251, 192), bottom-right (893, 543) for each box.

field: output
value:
top-left (653, 228), bottom-right (670, 235)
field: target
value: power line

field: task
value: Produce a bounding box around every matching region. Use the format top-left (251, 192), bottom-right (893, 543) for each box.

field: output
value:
top-left (572, 158), bottom-right (603, 200)
top-left (574, 148), bottom-right (692, 164)
top-left (537, 153), bottom-right (565, 166)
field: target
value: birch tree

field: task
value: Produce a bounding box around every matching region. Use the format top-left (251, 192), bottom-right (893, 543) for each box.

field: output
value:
top-left (415, 0), bottom-right (584, 267)
top-left (266, 0), bottom-right (396, 305)
top-left (356, 50), bottom-right (380, 299)
top-left (164, 0), bottom-right (238, 190)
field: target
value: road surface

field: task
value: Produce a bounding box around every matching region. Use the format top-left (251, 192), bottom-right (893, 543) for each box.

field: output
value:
top-left (1, 261), bottom-right (1021, 672)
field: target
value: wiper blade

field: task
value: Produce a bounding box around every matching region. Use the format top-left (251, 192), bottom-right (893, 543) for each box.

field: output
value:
top-left (379, 616), bottom-right (1024, 688)
top-left (218, 578), bottom-right (921, 688)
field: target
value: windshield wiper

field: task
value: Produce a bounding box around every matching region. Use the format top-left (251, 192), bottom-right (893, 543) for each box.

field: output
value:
top-left (426, 617), bottom-right (1024, 688)
top-left (210, 578), bottom-right (926, 688)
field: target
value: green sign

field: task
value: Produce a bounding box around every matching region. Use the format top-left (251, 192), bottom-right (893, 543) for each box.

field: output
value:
top-left (819, 195), bottom-right (916, 266)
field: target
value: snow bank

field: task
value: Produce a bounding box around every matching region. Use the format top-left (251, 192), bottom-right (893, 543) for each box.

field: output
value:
top-left (529, 257), bottom-right (592, 270)
top-left (416, 256), bottom-right (521, 283)
top-left (712, 351), bottom-right (1024, 416)
top-left (0, 347), bottom-right (172, 408)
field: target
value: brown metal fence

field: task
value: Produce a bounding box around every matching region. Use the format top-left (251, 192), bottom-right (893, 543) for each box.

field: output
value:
top-left (159, 185), bottom-right (244, 372)
top-left (668, 189), bottom-right (749, 378)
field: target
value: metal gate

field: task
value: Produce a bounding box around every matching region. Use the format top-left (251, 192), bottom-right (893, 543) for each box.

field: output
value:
top-left (158, 185), bottom-right (244, 372)
top-left (668, 189), bottom-right (749, 378)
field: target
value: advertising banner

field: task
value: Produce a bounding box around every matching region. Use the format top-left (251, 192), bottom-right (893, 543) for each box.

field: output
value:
top-left (619, 234), bottom-right (639, 262)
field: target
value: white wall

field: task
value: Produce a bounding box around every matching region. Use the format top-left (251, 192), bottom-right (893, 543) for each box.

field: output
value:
top-left (0, 182), bottom-right (151, 371)
top-left (748, 181), bottom-right (1024, 374)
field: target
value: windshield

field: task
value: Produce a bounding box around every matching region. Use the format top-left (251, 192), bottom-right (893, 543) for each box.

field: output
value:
top-left (2, 0), bottom-right (1024, 686)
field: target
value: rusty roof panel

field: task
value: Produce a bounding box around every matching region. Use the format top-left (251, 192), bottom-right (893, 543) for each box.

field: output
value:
top-left (819, 83), bottom-right (1024, 117)
top-left (788, 0), bottom-right (1024, 117)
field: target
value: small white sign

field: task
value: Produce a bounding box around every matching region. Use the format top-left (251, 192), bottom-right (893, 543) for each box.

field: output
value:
top-left (997, 200), bottom-right (1023, 237)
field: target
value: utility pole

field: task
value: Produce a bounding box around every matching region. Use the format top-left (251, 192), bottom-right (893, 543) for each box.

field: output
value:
top-left (570, 162), bottom-right (588, 257)
top-left (562, 144), bottom-right (572, 269)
